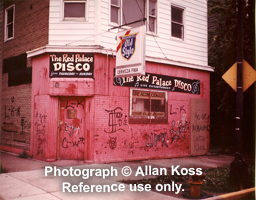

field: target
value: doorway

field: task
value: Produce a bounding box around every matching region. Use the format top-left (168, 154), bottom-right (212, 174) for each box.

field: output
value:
top-left (58, 97), bottom-right (85, 159)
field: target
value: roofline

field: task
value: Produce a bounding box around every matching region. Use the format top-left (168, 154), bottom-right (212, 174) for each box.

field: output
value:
top-left (27, 45), bottom-right (214, 72)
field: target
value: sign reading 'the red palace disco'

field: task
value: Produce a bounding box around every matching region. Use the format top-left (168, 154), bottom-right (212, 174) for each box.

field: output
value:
top-left (49, 53), bottom-right (94, 78)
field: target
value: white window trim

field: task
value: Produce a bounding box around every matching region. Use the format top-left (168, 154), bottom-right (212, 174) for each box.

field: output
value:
top-left (170, 3), bottom-right (186, 41)
top-left (61, 0), bottom-right (88, 22)
top-left (129, 88), bottom-right (168, 119)
top-left (5, 4), bottom-right (15, 41)
top-left (146, 0), bottom-right (158, 35)
top-left (109, 0), bottom-right (158, 34)
top-left (109, 0), bottom-right (121, 26)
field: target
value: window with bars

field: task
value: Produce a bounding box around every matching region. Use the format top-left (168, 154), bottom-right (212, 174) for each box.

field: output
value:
top-left (5, 5), bottom-right (14, 41)
top-left (171, 6), bottom-right (184, 39)
top-left (110, 0), bottom-right (157, 33)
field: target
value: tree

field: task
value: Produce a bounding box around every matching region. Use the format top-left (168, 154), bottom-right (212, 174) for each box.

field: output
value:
top-left (208, 0), bottom-right (255, 154)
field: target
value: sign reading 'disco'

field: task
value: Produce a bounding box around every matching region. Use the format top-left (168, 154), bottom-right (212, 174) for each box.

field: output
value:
top-left (115, 26), bottom-right (146, 78)
top-left (114, 72), bottom-right (200, 94)
top-left (49, 53), bottom-right (94, 78)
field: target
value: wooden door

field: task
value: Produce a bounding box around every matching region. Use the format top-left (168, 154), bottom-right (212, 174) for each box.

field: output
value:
top-left (58, 97), bottom-right (85, 159)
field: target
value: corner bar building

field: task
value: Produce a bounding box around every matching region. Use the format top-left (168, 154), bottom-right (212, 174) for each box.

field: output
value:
top-left (1, 0), bottom-right (213, 163)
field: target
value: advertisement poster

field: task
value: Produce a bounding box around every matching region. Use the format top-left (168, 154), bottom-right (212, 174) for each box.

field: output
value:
top-left (0, 0), bottom-right (255, 200)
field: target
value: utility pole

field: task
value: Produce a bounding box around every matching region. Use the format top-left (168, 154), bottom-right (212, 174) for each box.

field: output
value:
top-left (235, 0), bottom-right (244, 153)
top-left (229, 0), bottom-right (248, 190)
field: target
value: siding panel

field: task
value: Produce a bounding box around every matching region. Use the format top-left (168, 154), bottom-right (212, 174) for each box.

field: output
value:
top-left (48, 0), bottom-right (208, 68)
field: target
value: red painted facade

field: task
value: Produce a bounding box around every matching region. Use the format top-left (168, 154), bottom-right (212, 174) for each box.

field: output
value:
top-left (30, 53), bottom-right (210, 163)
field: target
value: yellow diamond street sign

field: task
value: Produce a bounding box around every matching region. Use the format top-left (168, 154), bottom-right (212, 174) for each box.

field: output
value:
top-left (222, 60), bottom-right (256, 92)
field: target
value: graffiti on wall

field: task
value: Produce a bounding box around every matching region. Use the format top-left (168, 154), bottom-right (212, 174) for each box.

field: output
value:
top-left (108, 137), bottom-right (117, 149)
top-left (3, 97), bottom-right (31, 132)
top-left (34, 112), bottom-right (47, 155)
top-left (170, 104), bottom-right (186, 115)
top-left (1, 97), bottom-right (31, 144)
top-left (145, 119), bottom-right (189, 148)
top-left (102, 102), bottom-right (190, 152)
top-left (104, 107), bottom-right (128, 133)
top-left (62, 136), bottom-right (85, 148)
top-left (65, 122), bottom-right (80, 137)
top-left (60, 99), bottom-right (85, 150)
top-left (65, 100), bottom-right (84, 109)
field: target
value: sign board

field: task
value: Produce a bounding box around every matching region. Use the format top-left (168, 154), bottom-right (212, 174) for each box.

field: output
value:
top-left (115, 26), bottom-right (146, 77)
top-left (49, 53), bottom-right (94, 78)
top-left (190, 99), bottom-right (208, 156)
top-left (222, 59), bottom-right (256, 92)
top-left (114, 71), bottom-right (200, 94)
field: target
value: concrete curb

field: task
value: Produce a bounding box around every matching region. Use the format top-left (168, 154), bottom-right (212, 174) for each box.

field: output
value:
top-left (206, 187), bottom-right (255, 200)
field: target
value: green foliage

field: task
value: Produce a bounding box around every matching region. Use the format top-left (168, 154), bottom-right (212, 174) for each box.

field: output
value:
top-left (121, 166), bottom-right (255, 193)
top-left (203, 165), bottom-right (255, 192)
top-left (203, 166), bottom-right (234, 192)
top-left (208, 0), bottom-right (255, 151)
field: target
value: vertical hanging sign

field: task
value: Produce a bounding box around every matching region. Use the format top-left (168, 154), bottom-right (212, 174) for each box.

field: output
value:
top-left (115, 26), bottom-right (146, 78)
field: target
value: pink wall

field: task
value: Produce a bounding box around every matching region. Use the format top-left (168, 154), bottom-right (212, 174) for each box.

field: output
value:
top-left (30, 53), bottom-right (210, 163)
top-left (30, 54), bottom-right (59, 161)
top-left (92, 54), bottom-right (210, 163)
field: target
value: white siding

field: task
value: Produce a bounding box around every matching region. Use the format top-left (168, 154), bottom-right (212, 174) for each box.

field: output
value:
top-left (48, 0), bottom-right (208, 68)
top-left (49, 0), bottom-right (96, 46)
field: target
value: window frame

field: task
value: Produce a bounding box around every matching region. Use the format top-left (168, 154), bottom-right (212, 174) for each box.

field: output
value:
top-left (171, 5), bottom-right (185, 40)
top-left (62, 0), bottom-right (87, 21)
top-left (110, 0), bottom-right (121, 25)
top-left (129, 88), bottom-right (168, 124)
top-left (5, 5), bottom-right (15, 41)
top-left (109, 0), bottom-right (158, 34)
top-left (147, 0), bottom-right (157, 33)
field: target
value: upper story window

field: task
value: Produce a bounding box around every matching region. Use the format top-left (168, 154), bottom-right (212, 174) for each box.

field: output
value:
top-left (63, 0), bottom-right (86, 20)
top-left (130, 89), bottom-right (168, 124)
top-left (110, 0), bottom-right (120, 24)
top-left (110, 0), bottom-right (157, 33)
top-left (171, 6), bottom-right (184, 39)
top-left (5, 5), bottom-right (15, 41)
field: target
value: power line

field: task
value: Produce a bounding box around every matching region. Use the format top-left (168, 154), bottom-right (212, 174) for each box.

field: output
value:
top-left (65, 30), bottom-right (110, 45)
top-left (134, 0), bottom-right (167, 59)
top-left (66, 0), bottom-right (168, 60)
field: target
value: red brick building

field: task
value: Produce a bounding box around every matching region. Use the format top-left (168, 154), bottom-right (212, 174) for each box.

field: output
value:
top-left (1, 0), bottom-right (49, 153)
top-left (1, 0), bottom-right (213, 163)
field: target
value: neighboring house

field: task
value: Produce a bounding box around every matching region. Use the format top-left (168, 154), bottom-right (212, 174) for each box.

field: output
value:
top-left (1, 0), bottom-right (49, 153)
top-left (1, 0), bottom-right (213, 163)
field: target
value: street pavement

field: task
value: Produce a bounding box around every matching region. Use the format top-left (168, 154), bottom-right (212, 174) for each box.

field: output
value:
top-left (0, 151), bottom-right (241, 200)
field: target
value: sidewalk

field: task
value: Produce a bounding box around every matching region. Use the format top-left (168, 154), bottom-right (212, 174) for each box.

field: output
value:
top-left (0, 151), bottom-right (243, 200)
